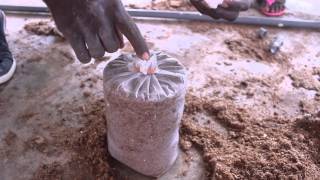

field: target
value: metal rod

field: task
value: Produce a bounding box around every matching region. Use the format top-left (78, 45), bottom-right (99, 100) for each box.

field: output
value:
top-left (1, 5), bottom-right (49, 13)
top-left (1, 5), bottom-right (320, 29)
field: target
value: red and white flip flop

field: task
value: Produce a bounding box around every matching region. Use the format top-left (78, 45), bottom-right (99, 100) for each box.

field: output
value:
top-left (260, 0), bottom-right (285, 17)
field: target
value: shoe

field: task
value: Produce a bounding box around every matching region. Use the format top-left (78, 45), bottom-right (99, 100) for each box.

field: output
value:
top-left (0, 10), bottom-right (16, 85)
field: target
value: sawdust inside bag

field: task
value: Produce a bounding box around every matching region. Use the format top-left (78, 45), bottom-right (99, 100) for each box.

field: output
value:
top-left (103, 52), bottom-right (187, 177)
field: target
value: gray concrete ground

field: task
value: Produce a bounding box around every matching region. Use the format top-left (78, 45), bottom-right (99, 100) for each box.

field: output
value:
top-left (0, 1), bottom-right (320, 180)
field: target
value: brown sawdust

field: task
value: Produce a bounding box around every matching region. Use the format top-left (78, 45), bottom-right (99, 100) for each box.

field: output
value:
top-left (24, 21), bottom-right (64, 38)
top-left (3, 130), bottom-right (17, 146)
top-left (32, 98), bottom-right (115, 180)
top-left (180, 93), bottom-right (320, 179)
top-left (289, 68), bottom-right (320, 91)
top-left (224, 31), bottom-right (290, 64)
top-left (30, 89), bottom-right (320, 180)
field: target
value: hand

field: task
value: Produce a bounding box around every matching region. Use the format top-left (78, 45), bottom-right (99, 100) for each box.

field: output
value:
top-left (190, 0), bottom-right (250, 21)
top-left (43, 0), bottom-right (149, 63)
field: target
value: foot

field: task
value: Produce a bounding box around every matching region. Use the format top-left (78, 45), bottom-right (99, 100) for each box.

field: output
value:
top-left (257, 0), bottom-right (286, 17)
top-left (0, 10), bottom-right (16, 85)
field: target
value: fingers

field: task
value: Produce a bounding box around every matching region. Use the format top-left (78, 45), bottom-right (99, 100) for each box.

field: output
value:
top-left (98, 19), bottom-right (120, 53)
top-left (190, 0), bottom-right (240, 21)
top-left (76, 17), bottom-right (123, 62)
top-left (83, 32), bottom-right (105, 58)
top-left (190, 0), bottom-right (216, 17)
top-left (225, 1), bottom-right (250, 11)
top-left (115, 27), bottom-right (124, 48)
top-left (215, 6), bottom-right (240, 21)
top-left (65, 31), bottom-right (91, 63)
top-left (116, 10), bottom-right (149, 60)
top-left (76, 18), bottom-right (105, 58)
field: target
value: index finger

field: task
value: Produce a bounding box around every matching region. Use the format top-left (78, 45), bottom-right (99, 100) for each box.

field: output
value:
top-left (190, 0), bottom-right (239, 20)
top-left (116, 10), bottom-right (150, 60)
top-left (190, 0), bottom-right (219, 18)
top-left (215, 6), bottom-right (240, 21)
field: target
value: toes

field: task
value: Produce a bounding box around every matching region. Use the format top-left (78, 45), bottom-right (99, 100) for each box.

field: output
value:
top-left (277, 3), bottom-right (282, 12)
top-left (280, 3), bottom-right (285, 11)
top-left (226, 1), bottom-right (250, 11)
top-left (269, 3), bottom-right (276, 13)
top-left (269, 2), bottom-right (285, 13)
top-left (274, 4), bottom-right (279, 13)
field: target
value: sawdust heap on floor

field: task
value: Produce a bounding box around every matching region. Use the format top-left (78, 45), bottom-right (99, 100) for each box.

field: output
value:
top-left (28, 90), bottom-right (320, 180)
top-left (3, 130), bottom-right (17, 146)
top-left (289, 69), bottom-right (320, 91)
top-left (180, 93), bottom-right (320, 179)
top-left (24, 21), bottom-right (64, 38)
top-left (68, 98), bottom-right (112, 180)
top-left (32, 98), bottom-right (115, 180)
top-left (295, 114), bottom-right (320, 154)
top-left (224, 32), bottom-right (290, 64)
top-left (32, 162), bottom-right (64, 180)
top-left (184, 94), bottom-right (249, 130)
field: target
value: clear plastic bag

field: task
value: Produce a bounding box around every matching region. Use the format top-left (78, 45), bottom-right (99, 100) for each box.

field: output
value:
top-left (103, 52), bottom-right (187, 177)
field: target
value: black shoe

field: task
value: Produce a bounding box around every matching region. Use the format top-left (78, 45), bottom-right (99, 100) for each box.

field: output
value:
top-left (0, 10), bottom-right (16, 84)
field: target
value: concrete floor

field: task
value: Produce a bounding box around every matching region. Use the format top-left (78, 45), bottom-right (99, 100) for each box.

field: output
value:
top-left (1, 1), bottom-right (320, 180)
top-left (1, 15), bottom-right (210, 180)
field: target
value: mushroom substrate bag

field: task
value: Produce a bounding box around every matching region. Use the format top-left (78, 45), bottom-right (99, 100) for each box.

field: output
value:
top-left (103, 52), bottom-right (187, 177)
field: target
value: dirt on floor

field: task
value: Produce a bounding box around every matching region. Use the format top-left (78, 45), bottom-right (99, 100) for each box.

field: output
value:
top-left (32, 98), bottom-right (113, 180)
top-left (181, 94), bottom-right (320, 179)
top-left (1, 15), bottom-right (320, 180)
top-left (127, 0), bottom-right (195, 11)
top-left (24, 20), bottom-right (63, 38)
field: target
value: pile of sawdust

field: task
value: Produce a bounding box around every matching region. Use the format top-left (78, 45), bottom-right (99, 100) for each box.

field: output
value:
top-left (32, 98), bottom-right (115, 180)
top-left (31, 91), bottom-right (320, 180)
top-left (24, 21), bottom-right (64, 38)
top-left (224, 32), bottom-right (290, 64)
top-left (68, 99), bottom-right (111, 180)
top-left (289, 69), bottom-right (320, 91)
top-left (180, 93), bottom-right (320, 179)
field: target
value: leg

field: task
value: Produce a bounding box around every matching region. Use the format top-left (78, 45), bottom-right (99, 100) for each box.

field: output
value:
top-left (0, 10), bottom-right (16, 85)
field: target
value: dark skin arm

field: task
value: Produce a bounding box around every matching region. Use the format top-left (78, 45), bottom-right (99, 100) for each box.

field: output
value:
top-left (190, 0), bottom-right (250, 21)
top-left (43, 0), bottom-right (249, 63)
top-left (43, 0), bottom-right (150, 63)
